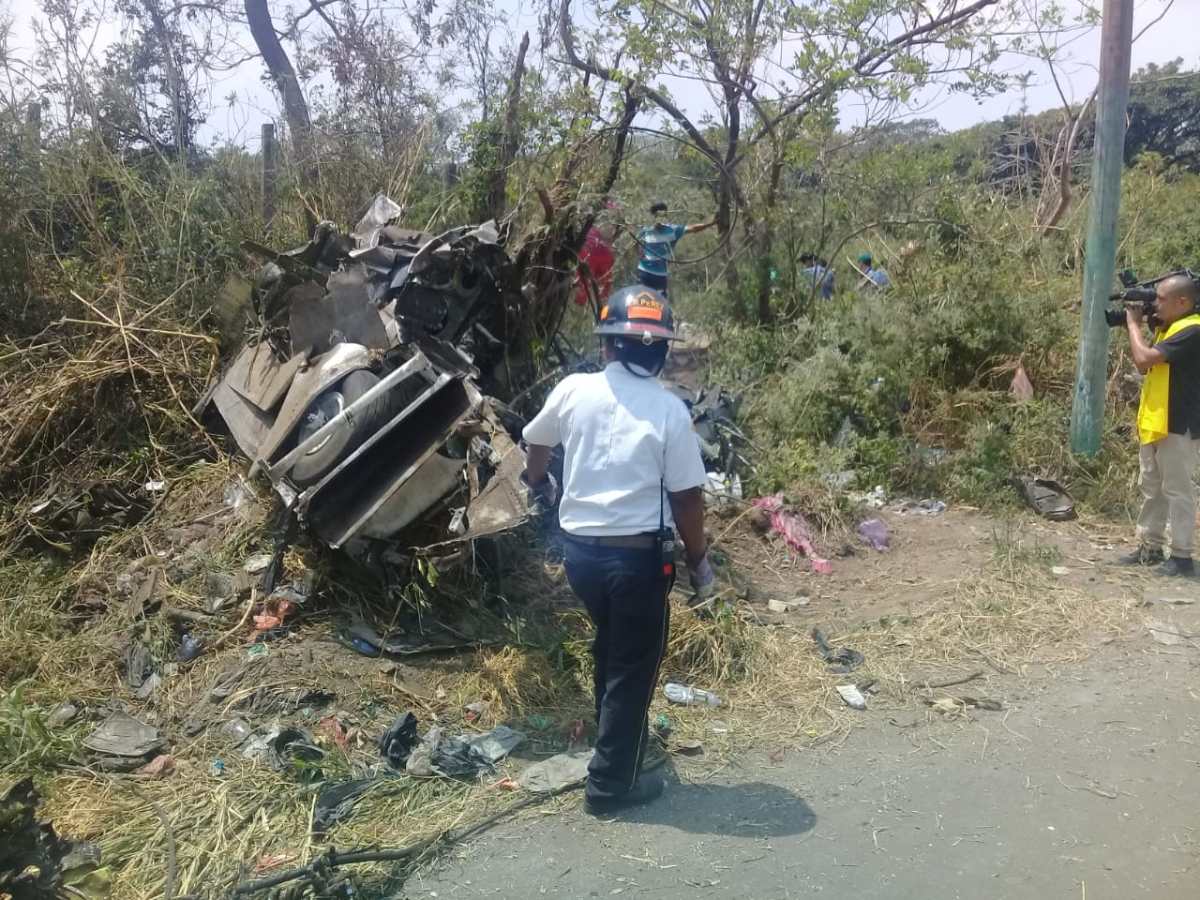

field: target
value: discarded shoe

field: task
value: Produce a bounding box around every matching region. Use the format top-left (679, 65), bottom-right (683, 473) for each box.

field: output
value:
top-left (641, 736), bottom-right (668, 772)
top-left (1157, 556), bottom-right (1195, 578)
top-left (1116, 545), bottom-right (1166, 566)
top-left (584, 773), bottom-right (665, 816)
top-left (1011, 476), bottom-right (1075, 521)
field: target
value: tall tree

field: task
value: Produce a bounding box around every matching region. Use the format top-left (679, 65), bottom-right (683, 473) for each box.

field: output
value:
top-left (558, 0), bottom-right (1026, 322)
top-left (244, 0), bottom-right (317, 212)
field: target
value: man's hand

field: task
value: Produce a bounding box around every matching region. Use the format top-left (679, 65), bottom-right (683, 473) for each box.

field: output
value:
top-left (520, 471), bottom-right (558, 512)
top-left (1128, 304), bottom-right (1145, 326)
top-left (688, 554), bottom-right (716, 602)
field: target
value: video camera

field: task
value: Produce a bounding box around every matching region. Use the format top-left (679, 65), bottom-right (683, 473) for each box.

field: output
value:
top-left (1105, 268), bottom-right (1200, 328)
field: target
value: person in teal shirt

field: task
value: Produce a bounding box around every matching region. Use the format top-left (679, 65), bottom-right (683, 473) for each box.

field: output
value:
top-left (855, 252), bottom-right (891, 290)
top-left (635, 202), bottom-right (716, 296)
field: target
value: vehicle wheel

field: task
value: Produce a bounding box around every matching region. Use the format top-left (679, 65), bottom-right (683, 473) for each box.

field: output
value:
top-left (290, 370), bottom-right (390, 486)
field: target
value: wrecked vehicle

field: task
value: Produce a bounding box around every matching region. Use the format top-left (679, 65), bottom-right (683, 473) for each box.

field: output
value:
top-left (197, 195), bottom-right (528, 557)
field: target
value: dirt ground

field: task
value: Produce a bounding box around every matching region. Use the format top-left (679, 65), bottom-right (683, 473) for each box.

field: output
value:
top-left (400, 508), bottom-right (1200, 900)
top-left (10, 474), bottom-right (1200, 899)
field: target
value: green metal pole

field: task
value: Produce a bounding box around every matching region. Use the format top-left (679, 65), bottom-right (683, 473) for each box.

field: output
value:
top-left (1070, 0), bottom-right (1135, 455)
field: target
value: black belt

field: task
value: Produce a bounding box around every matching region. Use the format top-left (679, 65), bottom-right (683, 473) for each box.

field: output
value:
top-left (565, 533), bottom-right (658, 549)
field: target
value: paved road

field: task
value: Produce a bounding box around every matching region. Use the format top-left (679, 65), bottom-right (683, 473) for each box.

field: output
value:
top-left (402, 624), bottom-right (1200, 900)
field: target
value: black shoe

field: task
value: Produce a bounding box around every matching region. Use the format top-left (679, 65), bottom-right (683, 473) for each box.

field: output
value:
top-left (1157, 556), bottom-right (1195, 578)
top-left (584, 774), bottom-right (665, 816)
top-left (1116, 545), bottom-right (1166, 566)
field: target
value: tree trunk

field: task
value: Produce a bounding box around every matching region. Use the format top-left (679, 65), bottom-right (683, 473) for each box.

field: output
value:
top-left (483, 31), bottom-right (530, 222)
top-left (140, 0), bottom-right (188, 154)
top-left (244, 0), bottom-right (318, 229)
top-left (755, 156), bottom-right (784, 324)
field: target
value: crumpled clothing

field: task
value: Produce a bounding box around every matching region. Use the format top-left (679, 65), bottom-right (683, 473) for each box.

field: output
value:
top-left (752, 495), bottom-right (832, 574)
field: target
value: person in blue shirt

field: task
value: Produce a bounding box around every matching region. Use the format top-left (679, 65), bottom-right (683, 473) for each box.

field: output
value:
top-left (855, 252), bottom-right (891, 290)
top-left (799, 253), bottom-right (835, 300)
top-left (635, 202), bottom-right (716, 296)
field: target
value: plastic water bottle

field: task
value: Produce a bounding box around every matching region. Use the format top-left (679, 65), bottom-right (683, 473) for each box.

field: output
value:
top-left (664, 682), bottom-right (721, 707)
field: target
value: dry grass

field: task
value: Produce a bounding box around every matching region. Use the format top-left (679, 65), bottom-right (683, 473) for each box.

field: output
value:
top-left (1, 464), bottom-right (1148, 898)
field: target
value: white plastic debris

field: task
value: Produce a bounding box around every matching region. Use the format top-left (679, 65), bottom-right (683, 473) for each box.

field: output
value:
top-left (664, 682), bottom-right (722, 707)
top-left (767, 597), bottom-right (809, 613)
top-left (836, 684), bottom-right (867, 710)
top-left (243, 554), bottom-right (273, 575)
top-left (1051, 566), bottom-right (1070, 576)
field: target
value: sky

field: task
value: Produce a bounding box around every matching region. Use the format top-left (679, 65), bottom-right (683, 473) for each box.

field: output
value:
top-left (1, 0), bottom-right (1191, 148)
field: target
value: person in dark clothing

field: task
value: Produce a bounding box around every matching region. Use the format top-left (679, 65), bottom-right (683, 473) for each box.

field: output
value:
top-left (521, 285), bottom-right (714, 814)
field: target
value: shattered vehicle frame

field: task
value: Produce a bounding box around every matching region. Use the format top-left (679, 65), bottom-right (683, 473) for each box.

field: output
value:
top-left (197, 196), bottom-right (528, 558)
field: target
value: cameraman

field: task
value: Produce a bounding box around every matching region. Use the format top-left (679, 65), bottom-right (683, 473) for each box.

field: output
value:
top-left (1119, 274), bottom-right (1200, 576)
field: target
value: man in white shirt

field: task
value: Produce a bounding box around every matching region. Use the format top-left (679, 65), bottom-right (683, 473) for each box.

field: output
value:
top-left (522, 285), bottom-right (714, 815)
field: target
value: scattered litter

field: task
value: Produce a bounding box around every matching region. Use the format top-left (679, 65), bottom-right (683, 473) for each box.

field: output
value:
top-left (893, 498), bottom-right (946, 516)
top-left (1156, 596), bottom-right (1197, 605)
top-left (404, 725), bottom-right (441, 776)
top-left (243, 554), bottom-right (273, 575)
top-left (1012, 476), bottom-right (1076, 521)
top-left (858, 485), bottom-right (887, 509)
top-left (767, 597), bottom-right (809, 613)
top-left (518, 750), bottom-right (593, 793)
top-left (925, 696), bottom-right (1003, 714)
top-left (812, 627), bottom-right (864, 674)
top-left (709, 720), bottom-right (730, 734)
top-left (526, 714), bottom-right (553, 731)
top-left (0, 778), bottom-right (73, 897)
top-left (177, 632), bottom-right (204, 663)
top-left (312, 779), bottom-right (373, 834)
top-left (1010, 363), bottom-right (1034, 401)
top-left (1147, 619), bottom-right (1194, 646)
top-left (1051, 566), bottom-right (1071, 576)
top-left (751, 495), bottom-right (832, 574)
top-left (704, 471), bottom-right (743, 508)
top-left (247, 643), bottom-right (269, 659)
top-left (467, 725), bottom-right (525, 764)
top-left (822, 470), bottom-right (856, 490)
top-left (223, 479), bottom-right (254, 511)
top-left (83, 712), bottom-right (162, 758)
top-left (857, 518), bottom-right (890, 551)
top-left (464, 700), bottom-right (488, 723)
top-left (267, 728), bottom-right (324, 771)
top-left (316, 716), bottom-right (351, 752)
top-left (222, 718), bottom-right (253, 745)
top-left (493, 777), bottom-right (520, 791)
top-left (653, 713), bottom-right (671, 739)
top-left (47, 701), bottom-right (79, 728)
top-left (134, 754), bottom-right (176, 779)
top-left (210, 759), bottom-right (226, 777)
top-left (380, 712), bottom-right (420, 769)
top-left (836, 684), bottom-right (867, 710)
top-left (663, 683), bottom-right (722, 707)
top-left (672, 739), bottom-right (704, 756)
top-left (252, 590), bottom-right (298, 636)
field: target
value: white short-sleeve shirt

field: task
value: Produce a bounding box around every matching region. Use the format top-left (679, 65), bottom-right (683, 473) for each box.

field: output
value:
top-left (522, 362), bottom-right (707, 536)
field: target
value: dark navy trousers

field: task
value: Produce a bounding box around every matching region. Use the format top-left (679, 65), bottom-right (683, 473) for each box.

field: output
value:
top-left (563, 538), bottom-right (672, 800)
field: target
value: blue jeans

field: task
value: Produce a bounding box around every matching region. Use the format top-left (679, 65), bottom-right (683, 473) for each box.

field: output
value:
top-left (563, 537), bottom-right (672, 799)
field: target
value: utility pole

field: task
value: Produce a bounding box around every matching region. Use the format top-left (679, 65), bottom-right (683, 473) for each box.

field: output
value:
top-left (1070, 0), bottom-right (1135, 455)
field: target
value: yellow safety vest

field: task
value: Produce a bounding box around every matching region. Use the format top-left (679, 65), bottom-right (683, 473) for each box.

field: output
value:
top-left (1137, 313), bottom-right (1200, 445)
